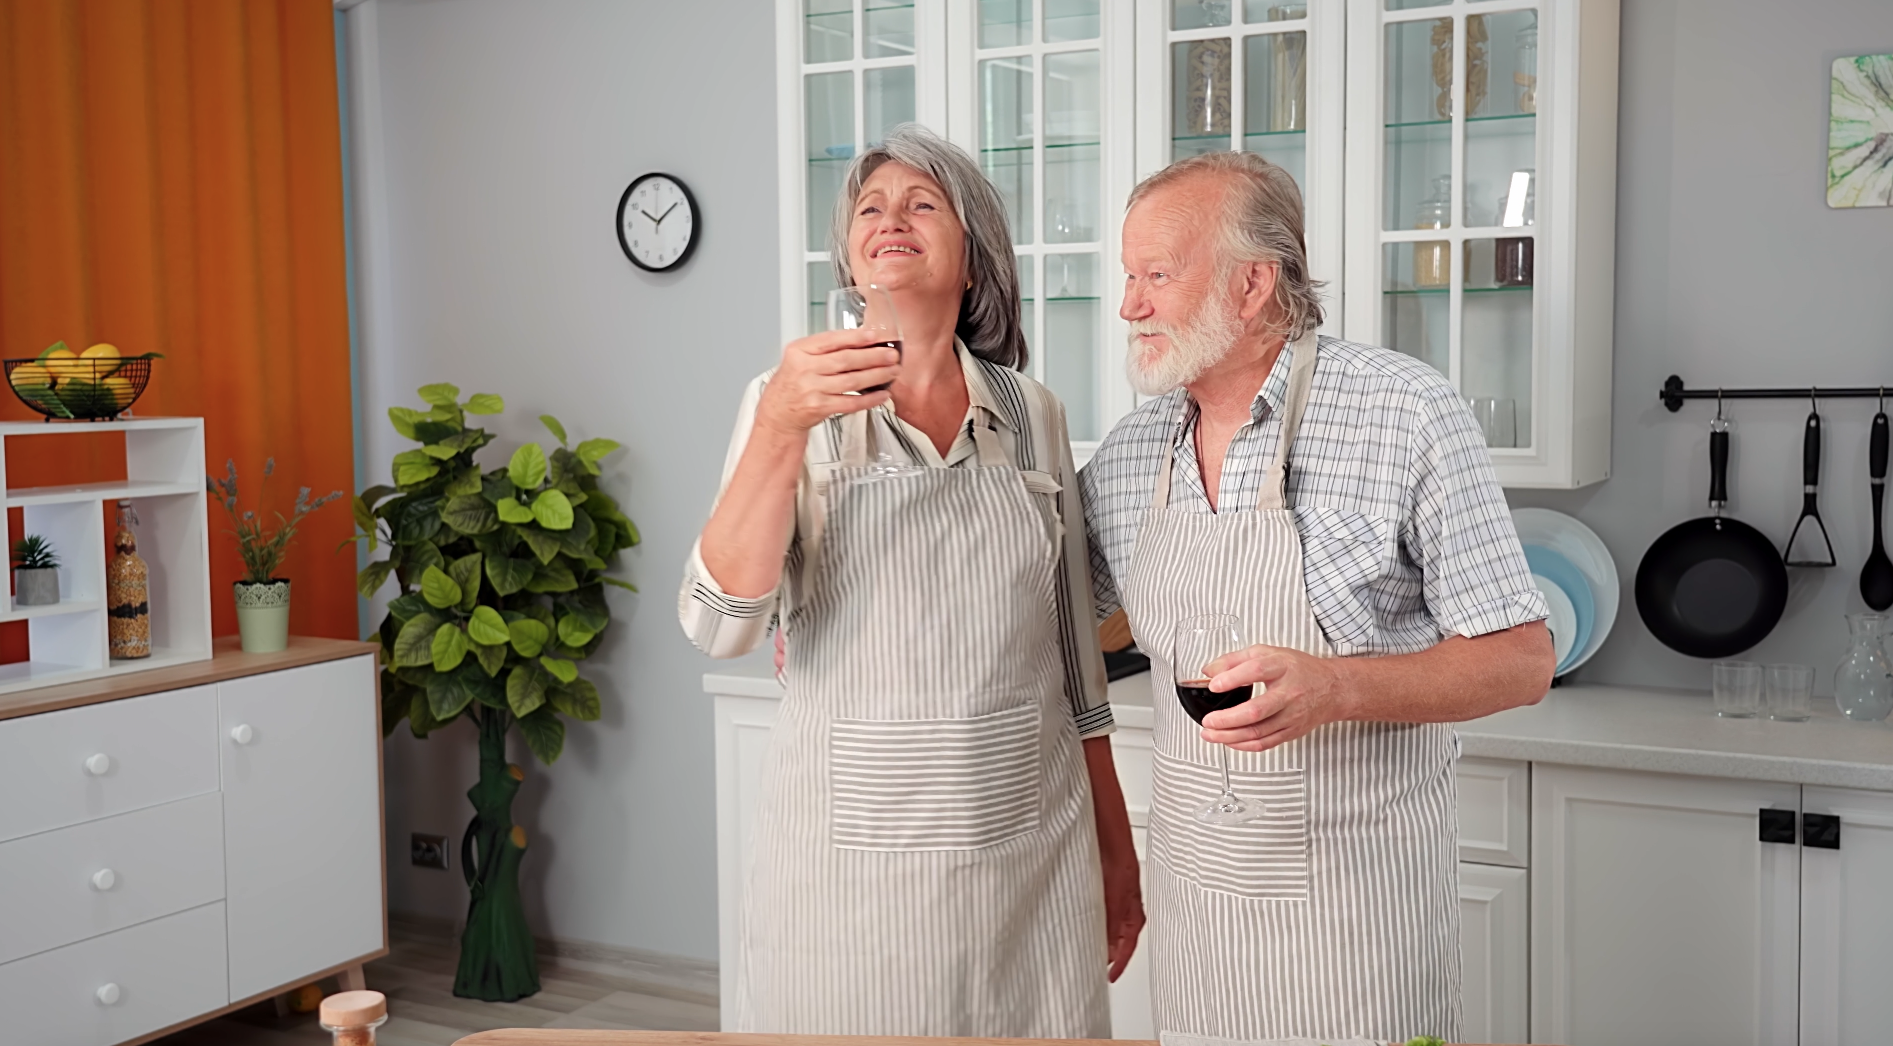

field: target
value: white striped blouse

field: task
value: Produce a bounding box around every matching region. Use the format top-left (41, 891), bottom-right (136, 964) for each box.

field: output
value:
top-left (679, 341), bottom-right (1115, 739)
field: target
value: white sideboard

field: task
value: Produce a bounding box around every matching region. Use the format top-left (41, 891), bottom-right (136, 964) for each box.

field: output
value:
top-left (0, 637), bottom-right (385, 1046)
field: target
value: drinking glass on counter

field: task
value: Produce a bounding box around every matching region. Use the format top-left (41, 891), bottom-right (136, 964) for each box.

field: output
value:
top-left (1712, 660), bottom-right (1762, 718)
top-left (1765, 664), bottom-right (1814, 722)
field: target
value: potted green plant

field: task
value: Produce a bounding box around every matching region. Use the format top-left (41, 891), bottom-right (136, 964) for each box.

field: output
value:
top-left (208, 458), bottom-right (342, 653)
top-left (351, 383), bottom-right (637, 1003)
top-left (11, 534), bottom-right (60, 606)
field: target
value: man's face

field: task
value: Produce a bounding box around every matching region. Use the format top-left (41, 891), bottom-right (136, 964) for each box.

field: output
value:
top-left (1118, 180), bottom-right (1243, 396)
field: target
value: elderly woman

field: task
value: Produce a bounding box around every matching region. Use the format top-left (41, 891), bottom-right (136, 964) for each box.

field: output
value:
top-left (679, 125), bottom-right (1140, 1037)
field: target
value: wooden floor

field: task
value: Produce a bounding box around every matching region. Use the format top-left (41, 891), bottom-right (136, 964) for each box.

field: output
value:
top-left (151, 929), bottom-right (721, 1046)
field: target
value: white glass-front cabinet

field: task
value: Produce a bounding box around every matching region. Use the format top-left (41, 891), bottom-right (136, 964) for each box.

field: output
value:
top-left (775, 0), bottom-right (1617, 485)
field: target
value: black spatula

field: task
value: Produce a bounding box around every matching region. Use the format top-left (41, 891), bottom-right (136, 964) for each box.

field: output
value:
top-left (1862, 399), bottom-right (1892, 610)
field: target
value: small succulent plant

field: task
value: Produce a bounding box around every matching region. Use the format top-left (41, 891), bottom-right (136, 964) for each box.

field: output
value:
top-left (11, 534), bottom-right (58, 571)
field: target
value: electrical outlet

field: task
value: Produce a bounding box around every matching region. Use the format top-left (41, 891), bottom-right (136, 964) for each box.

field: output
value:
top-left (411, 832), bottom-right (448, 870)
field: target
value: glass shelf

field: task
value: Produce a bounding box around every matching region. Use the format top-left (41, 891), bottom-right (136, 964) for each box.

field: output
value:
top-left (1385, 112), bottom-right (1538, 130)
top-left (1382, 285), bottom-right (1533, 296)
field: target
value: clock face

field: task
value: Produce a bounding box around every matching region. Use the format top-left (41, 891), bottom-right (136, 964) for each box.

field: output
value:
top-left (617, 173), bottom-right (699, 272)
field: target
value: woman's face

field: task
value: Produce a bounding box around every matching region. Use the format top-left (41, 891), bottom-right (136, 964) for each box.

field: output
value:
top-left (847, 162), bottom-right (967, 303)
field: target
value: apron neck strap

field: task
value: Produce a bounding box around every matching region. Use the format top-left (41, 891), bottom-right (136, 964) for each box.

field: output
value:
top-left (1148, 331), bottom-right (1321, 514)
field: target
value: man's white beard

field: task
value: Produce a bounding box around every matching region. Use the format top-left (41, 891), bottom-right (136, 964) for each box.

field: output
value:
top-left (1124, 279), bottom-right (1245, 397)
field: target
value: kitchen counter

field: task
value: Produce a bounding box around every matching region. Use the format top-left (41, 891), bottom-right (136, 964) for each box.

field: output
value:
top-left (0, 635), bottom-right (379, 722)
top-left (703, 668), bottom-right (1893, 791)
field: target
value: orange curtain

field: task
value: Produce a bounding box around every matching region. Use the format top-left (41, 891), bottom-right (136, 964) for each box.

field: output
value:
top-left (0, 0), bottom-right (357, 650)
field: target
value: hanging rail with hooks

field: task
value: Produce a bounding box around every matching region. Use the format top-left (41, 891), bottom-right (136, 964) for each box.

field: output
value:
top-left (1660, 376), bottom-right (1891, 412)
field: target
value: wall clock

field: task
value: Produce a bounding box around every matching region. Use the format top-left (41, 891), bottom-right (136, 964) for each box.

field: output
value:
top-left (617, 172), bottom-right (699, 272)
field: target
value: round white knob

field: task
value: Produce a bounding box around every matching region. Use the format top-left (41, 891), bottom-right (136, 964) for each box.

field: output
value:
top-left (84, 753), bottom-right (112, 776)
top-left (91, 868), bottom-right (117, 891)
top-left (229, 724), bottom-right (254, 745)
top-left (96, 983), bottom-right (121, 1006)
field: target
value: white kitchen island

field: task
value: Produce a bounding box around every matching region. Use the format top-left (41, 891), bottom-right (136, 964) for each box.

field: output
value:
top-left (706, 668), bottom-right (1893, 1044)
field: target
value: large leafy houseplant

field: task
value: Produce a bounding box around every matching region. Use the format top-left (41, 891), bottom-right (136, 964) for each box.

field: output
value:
top-left (353, 383), bottom-right (637, 1002)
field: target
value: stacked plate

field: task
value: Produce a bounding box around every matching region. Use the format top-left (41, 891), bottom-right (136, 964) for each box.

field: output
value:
top-left (1512, 508), bottom-right (1619, 677)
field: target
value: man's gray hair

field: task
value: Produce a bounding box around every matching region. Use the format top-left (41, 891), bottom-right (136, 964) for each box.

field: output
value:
top-left (831, 124), bottom-right (1028, 370)
top-left (1126, 151), bottom-right (1326, 341)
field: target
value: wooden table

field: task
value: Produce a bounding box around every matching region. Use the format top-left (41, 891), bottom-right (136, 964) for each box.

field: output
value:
top-left (451, 1035), bottom-right (1514, 1046)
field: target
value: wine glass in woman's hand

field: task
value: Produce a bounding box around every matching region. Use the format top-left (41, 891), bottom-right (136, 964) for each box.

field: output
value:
top-left (754, 328), bottom-right (900, 437)
top-left (827, 284), bottom-right (916, 477)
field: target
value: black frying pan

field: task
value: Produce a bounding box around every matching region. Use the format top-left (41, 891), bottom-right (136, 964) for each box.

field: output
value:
top-left (1636, 412), bottom-right (1788, 658)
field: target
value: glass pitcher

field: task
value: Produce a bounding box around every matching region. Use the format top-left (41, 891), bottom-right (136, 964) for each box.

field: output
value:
top-left (1834, 613), bottom-right (1893, 721)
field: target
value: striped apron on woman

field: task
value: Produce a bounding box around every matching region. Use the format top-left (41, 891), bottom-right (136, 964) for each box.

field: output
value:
top-left (1122, 334), bottom-right (1461, 1043)
top-left (735, 410), bottom-right (1110, 1037)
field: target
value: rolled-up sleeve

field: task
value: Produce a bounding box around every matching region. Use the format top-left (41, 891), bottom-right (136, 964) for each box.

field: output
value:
top-left (1403, 387), bottom-right (1549, 639)
top-left (678, 376), bottom-right (781, 659)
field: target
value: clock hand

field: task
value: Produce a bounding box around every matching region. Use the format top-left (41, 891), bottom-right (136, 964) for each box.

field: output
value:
top-left (656, 201), bottom-right (680, 224)
top-left (641, 209), bottom-right (661, 223)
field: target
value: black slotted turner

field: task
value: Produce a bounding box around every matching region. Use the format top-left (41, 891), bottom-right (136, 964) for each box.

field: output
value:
top-left (1785, 401), bottom-right (1837, 568)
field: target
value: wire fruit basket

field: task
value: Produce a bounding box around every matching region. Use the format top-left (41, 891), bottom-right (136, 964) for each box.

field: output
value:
top-left (5, 356), bottom-right (155, 421)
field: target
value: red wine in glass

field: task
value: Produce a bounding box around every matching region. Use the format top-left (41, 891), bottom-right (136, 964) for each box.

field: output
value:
top-left (860, 339), bottom-right (902, 393)
top-left (1173, 614), bottom-right (1267, 825)
top-left (1176, 679), bottom-right (1254, 725)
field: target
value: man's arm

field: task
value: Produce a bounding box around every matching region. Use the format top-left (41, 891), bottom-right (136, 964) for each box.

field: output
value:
top-left (1197, 620), bottom-right (1553, 752)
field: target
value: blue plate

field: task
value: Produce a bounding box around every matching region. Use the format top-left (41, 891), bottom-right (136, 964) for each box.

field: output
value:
top-left (1526, 545), bottom-right (1595, 675)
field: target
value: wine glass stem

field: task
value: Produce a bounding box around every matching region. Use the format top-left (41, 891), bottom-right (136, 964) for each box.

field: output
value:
top-left (1218, 746), bottom-right (1236, 804)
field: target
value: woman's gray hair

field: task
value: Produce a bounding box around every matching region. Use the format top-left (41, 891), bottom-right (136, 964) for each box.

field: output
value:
top-left (1127, 151), bottom-right (1326, 341)
top-left (830, 124), bottom-right (1027, 370)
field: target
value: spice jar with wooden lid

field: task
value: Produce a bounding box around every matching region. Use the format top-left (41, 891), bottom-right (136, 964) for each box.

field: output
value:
top-left (319, 990), bottom-right (387, 1046)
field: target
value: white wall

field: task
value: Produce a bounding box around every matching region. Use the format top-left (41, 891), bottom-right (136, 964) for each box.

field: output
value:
top-left (1512, 0), bottom-right (1893, 692)
top-left (345, 0), bottom-right (778, 962)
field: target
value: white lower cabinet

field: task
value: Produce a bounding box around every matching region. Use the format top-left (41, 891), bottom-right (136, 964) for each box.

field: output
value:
top-left (1799, 785), bottom-right (1893, 1046)
top-left (1532, 764), bottom-right (1801, 1046)
top-left (0, 902), bottom-right (228, 1046)
top-left (1458, 862), bottom-right (1528, 1045)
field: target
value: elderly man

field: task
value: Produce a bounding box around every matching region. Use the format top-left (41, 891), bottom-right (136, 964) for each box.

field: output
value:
top-left (1081, 151), bottom-right (1554, 1042)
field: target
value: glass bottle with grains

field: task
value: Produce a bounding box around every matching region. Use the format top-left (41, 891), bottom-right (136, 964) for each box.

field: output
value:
top-left (320, 991), bottom-right (388, 1046)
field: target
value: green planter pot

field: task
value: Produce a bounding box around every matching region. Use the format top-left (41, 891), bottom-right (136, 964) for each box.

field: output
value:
top-left (234, 579), bottom-right (291, 653)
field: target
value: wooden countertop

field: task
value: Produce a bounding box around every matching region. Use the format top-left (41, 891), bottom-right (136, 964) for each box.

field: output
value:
top-left (0, 634), bottom-right (378, 721)
top-left (451, 1035), bottom-right (1509, 1046)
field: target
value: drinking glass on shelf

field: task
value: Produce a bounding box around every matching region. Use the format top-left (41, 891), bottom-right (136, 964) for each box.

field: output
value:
top-left (826, 285), bottom-right (915, 477)
top-left (1173, 614), bottom-right (1266, 826)
top-left (1764, 664), bottom-right (1814, 722)
top-left (1467, 397), bottom-right (1517, 448)
top-left (1712, 660), bottom-right (1763, 718)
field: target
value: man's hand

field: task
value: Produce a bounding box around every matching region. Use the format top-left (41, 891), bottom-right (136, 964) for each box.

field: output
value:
top-left (1198, 644), bottom-right (1354, 752)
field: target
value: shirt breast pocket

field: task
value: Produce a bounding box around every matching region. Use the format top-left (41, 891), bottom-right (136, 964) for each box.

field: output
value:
top-left (1294, 505), bottom-right (1394, 651)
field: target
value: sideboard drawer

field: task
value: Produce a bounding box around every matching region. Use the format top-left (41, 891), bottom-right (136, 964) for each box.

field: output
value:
top-left (0, 685), bottom-right (220, 843)
top-left (0, 793), bottom-right (225, 966)
top-left (0, 901), bottom-right (228, 1046)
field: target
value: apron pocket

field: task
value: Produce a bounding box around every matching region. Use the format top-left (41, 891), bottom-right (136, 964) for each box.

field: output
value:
top-left (1150, 751), bottom-right (1309, 900)
top-left (828, 703), bottom-right (1043, 852)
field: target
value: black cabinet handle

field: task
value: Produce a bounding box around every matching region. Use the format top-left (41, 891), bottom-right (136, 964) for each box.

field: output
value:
top-left (1759, 808), bottom-right (1798, 844)
top-left (1804, 812), bottom-right (1841, 850)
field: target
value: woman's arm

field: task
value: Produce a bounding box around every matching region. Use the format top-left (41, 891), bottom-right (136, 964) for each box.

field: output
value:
top-left (1085, 736), bottom-right (1144, 981)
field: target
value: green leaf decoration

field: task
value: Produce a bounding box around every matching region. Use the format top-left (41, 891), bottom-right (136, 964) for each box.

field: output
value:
top-left (508, 443), bottom-right (547, 490)
top-left (414, 419), bottom-right (459, 444)
top-left (508, 618), bottom-right (550, 658)
top-left (431, 622), bottom-right (469, 672)
top-left (357, 559), bottom-right (395, 599)
top-left (381, 679), bottom-right (412, 737)
top-left (443, 464), bottom-right (483, 497)
top-left (539, 656), bottom-right (578, 684)
top-left (394, 461), bottom-right (440, 487)
top-left (361, 484), bottom-right (398, 507)
top-left (400, 540), bottom-right (444, 583)
top-left (554, 509), bottom-right (596, 558)
top-left (408, 689), bottom-right (441, 737)
top-left (496, 499), bottom-right (534, 525)
top-left (437, 429), bottom-right (488, 454)
top-left (472, 640), bottom-right (508, 678)
top-left (561, 586), bottom-right (610, 633)
top-left (519, 525), bottom-right (564, 565)
top-left (601, 576), bottom-right (639, 592)
top-left (394, 495), bottom-right (445, 544)
top-left (574, 438), bottom-right (622, 474)
top-left (420, 443), bottom-right (460, 460)
top-left (506, 663), bottom-right (548, 717)
top-left (387, 592), bottom-right (429, 625)
top-left (392, 613), bottom-right (443, 667)
top-left (465, 392), bottom-right (505, 414)
top-left (485, 555), bottom-right (536, 596)
top-left (468, 605), bottom-right (510, 646)
top-left (426, 672), bottom-right (474, 720)
top-left (550, 678), bottom-right (602, 721)
top-left (557, 615), bottom-right (597, 649)
top-left (482, 473), bottom-right (517, 503)
top-left (352, 496), bottom-right (376, 534)
top-left (440, 494), bottom-right (498, 536)
top-left (417, 382), bottom-right (461, 406)
top-left (387, 407), bottom-right (423, 440)
top-left (540, 414), bottom-right (568, 445)
top-left (517, 708), bottom-right (565, 764)
top-left (531, 489), bottom-right (575, 530)
top-left (446, 552), bottom-right (483, 611)
top-left (525, 560), bottom-right (577, 593)
top-left (420, 565), bottom-right (462, 609)
top-left (38, 340), bottom-right (69, 359)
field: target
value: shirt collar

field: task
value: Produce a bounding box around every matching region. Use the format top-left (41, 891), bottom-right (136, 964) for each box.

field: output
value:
top-left (954, 338), bottom-right (1013, 432)
top-left (1165, 344), bottom-right (1297, 448)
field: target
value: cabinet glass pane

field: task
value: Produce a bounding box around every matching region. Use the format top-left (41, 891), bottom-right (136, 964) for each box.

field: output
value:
top-left (1045, 0), bottom-right (1100, 42)
top-left (806, 71), bottom-right (853, 251)
top-left (865, 1), bottom-right (915, 58)
top-left (981, 57), bottom-right (1035, 245)
top-left (1463, 238), bottom-right (1533, 447)
top-left (1045, 253), bottom-right (1100, 440)
top-left (1019, 252), bottom-right (1037, 362)
top-left (1172, 0), bottom-right (1233, 29)
top-left (1172, 39), bottom-right (1233, 160)
top-left (1243, 31), bottom-right (1307, 189)
top-left (1463, 10), bottom-right (1537, 226)
top-left (805, 0), bottom-right (852, 63)
top-left (864, 65), bottom-right (915, 146)
top-left (1383, 242), bottom-right (1448, 375)
top-left (1244, 1), bottom-right (1304, 24)
top-left (980, 0), bottom-right (1031, 48)
top-left (1046, 50), bottom-right (1100, 243)
top-left (1383, 18), bottom-right (1452, 231)
top-left (1386, 0), bottom-right (1449, 9)
top-left (808, 261), bottom-right (839, 335)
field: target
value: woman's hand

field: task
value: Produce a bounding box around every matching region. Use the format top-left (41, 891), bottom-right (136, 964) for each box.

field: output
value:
top-left (1083, 736), bottom-right (1145, 982)
top-left (754, 329), bottom-right (901, 436)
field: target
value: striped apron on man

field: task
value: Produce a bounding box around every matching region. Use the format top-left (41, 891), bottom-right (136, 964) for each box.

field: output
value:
top-left (1123, 333), bottom-right (1461, 1042)
top-left (735, 411), bottom-right (1110, 1037)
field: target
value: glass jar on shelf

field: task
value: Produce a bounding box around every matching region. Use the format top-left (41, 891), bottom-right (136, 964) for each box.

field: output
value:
top-left (1413, 174), bottom-right (1451, 288)
top-left (1267, 4), bottom-right (1308, 133)
top-left (1835, 613), bottom-right (1893, 721)
top-left (1515, 25), bottom-right (1538, 114)
top-left (1495, 168), bottom-right (1535, 286)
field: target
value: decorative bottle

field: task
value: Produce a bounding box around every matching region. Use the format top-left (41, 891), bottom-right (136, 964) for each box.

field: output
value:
top-left (1835, 613), bottom-right (1893, 721)
top-left (106, 500), bottom-right (150, 659)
